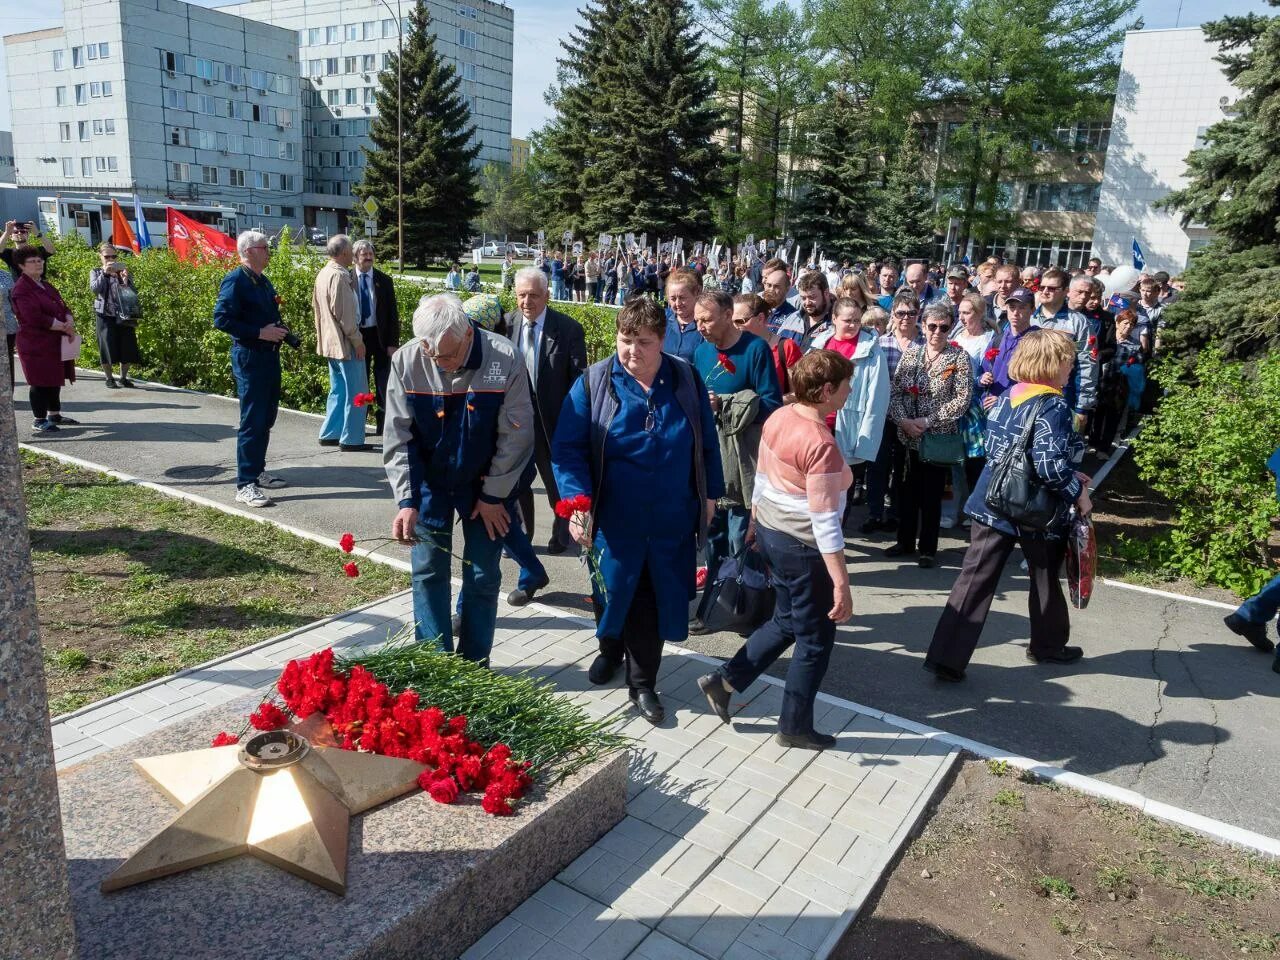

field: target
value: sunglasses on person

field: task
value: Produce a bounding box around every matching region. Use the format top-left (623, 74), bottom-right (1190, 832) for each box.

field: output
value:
top-left (103, 255), bottom-right (118, 261)
top-left (893, 310), bottom-right (918, 319)
top-left (1039, 284), bottom-right (1062, 292)
top-left (924, 322), bottom-right (950, 333)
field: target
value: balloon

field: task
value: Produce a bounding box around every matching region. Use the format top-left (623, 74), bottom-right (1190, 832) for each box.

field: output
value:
top-left (1102, 265), bottom-right (1140, 299)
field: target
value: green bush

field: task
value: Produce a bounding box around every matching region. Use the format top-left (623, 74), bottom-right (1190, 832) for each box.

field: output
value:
top-left (1131, 351), bottom-right (1280, 595)
top-left (44, 234), bottom-right (622, 411)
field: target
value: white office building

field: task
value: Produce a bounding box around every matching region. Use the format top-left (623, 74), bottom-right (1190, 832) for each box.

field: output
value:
top-left (0, 132), bottom-right (15, 184)
top-left (223, 0), bottom-right (515, 235)
top-left (1092, 28), bottom-right (1239, 274)
top-left (4, 0), bottom-right (305, 235)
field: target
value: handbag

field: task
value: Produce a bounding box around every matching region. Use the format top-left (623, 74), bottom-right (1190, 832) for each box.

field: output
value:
top-left (984, 397), bottom-right (1060, 531)
top-left (695, 545), bottom-right (775, 636)
top-left (60, 333), bottom-right (83, 361)
top-left (919, 429), bottom-right (964, 465)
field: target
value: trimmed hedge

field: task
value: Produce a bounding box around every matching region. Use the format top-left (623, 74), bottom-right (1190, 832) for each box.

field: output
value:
top-left (44, 234), bottom-right (621, 413)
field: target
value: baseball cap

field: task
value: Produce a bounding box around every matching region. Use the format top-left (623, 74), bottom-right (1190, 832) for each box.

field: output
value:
top-left (1005, 287), bottom-right (1035, 305)
top-left (946, 265), bottom-right (969, 281)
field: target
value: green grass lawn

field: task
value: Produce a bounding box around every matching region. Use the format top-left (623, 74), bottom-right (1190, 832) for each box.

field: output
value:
top-left (21, 450), bottom-right (406, 716)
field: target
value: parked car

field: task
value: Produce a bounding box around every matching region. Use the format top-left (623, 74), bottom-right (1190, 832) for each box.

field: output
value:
top-left (507, 243), bottom-right (533, 258)
top-left (480, 242), bottom-right (504, 257)
top-left (307, 227), bottom-right (327, 246)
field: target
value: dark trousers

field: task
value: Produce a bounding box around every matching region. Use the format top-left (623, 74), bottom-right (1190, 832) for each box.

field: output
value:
top-left (706, 504), bottom-right (750, 580)
top-left (1091, 403), bottom-right (1124, 449)
top-left (29, 385), bottom-right (61, 421)
top-left (599, 564), bottom-right (662, 693)
top-left (964, 456), bottom-right (985, 493)
top-left (866, 430), bottom-right (905, 521)
top-left (230, 345), bottom-right (281, 488)
top-left (926, 521), bottom-right (1071, 672)
top-left (361, 326), bottom-right (391, 434)
top-left (897, 449), bottom-right (947, 555)
top-left (721, 526), bottom-right (836, 736)
top-left (518, 419), bottom-right (570, 548)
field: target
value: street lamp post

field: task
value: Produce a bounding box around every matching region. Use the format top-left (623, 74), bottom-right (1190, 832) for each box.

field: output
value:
top-left (374, 0), bottom-right (404, 273)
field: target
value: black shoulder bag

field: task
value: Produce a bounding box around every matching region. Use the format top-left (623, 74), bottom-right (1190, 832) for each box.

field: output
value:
top-left (984, 397), bottom-right (1060, 531)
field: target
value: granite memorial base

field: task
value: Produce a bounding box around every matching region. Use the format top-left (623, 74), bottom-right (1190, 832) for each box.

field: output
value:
top-left (57, 694), bottom-right (628, 960)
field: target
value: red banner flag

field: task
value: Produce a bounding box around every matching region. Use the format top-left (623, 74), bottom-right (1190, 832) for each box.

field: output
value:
top-left (166, 207), bottom-right (237, 263)
top-left (111, 199), bottom-right (140, 253)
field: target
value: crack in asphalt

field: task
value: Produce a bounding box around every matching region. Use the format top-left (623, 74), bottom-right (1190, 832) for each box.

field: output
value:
top-left (1132, 599), bottom-right (1177, 789)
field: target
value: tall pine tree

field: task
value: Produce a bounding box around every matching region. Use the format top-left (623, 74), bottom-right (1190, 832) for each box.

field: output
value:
top-left (871, 125), bottom-right (938, 262)
top-left (788, 94), bottom-right (879, 259)
top-left (355, 0), bottom-right (480, 265)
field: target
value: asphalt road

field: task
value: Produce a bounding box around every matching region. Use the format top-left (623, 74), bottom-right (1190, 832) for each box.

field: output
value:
top-left (15, 370), bottom-right (1280, 841)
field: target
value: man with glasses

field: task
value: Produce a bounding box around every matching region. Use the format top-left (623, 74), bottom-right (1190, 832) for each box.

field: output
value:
top-left (1033, 266), bottom-right (1096, 433)
top-left (384, 293), bottom-right (534, 664)
top-left (1, 219), bottom-right (55, 280)
top-left (213, 231), bottom-right (292, 508)
top-left (1085, 257), bottom-right (1103, 278)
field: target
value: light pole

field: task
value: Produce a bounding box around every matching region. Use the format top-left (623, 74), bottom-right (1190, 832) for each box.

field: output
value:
top-left (374, 0), bottom-right (404, 273)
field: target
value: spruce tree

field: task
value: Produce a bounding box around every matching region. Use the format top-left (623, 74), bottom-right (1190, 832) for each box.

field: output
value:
top-left (872, 126), bottom-right (938, 263)
top-left (789, 95), bottom-right (879, 260)
top-left (355, 0), bottom-right (480, 266)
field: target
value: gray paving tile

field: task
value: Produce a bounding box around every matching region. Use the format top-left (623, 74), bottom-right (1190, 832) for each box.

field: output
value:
top-left (634, 931), bottom-right (709, 960)
top-left (688, 907), bottom-right (751, 958)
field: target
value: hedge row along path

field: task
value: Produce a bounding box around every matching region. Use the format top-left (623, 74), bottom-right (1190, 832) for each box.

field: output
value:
top-left (20, 366), bottom-right (1280, 843)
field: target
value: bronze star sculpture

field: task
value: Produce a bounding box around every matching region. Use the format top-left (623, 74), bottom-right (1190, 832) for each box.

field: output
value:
top-left (101, 719), bottom-right (425, 895)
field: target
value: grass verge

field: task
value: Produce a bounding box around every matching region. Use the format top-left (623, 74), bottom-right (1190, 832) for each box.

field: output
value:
top-left (22, 450), bottom-right (405, 716)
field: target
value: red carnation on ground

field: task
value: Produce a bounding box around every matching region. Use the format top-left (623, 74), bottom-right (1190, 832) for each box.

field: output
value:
top-left (482, 785), bottom-right (515, 816)
top-left (339, 532), bottom-right (356, 554)
top-left (426, 776), bottom-right (460, 805)
top-left (343, 561), bottom-right (360, 578)
top-left (211, 731), bottom-right (239, 747)
top-left (249, 702), bottom-right (289, 731)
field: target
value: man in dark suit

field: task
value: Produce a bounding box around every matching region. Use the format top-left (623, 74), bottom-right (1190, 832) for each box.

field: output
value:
top-left (352, 239), bottom-right (399, 434)
top-left (507, 266), bottom-right (589, 602)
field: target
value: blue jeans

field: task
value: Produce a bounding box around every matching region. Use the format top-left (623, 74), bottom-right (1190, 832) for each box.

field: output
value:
top-left (412, 514), bottom-right (505, 662)
top-left (230, 345), bottom-right (280, 488)
top-left (720, 526), bottom-right (836, 736)
top-left (1237, 572), bottom-right (1280, 659)
top-left (455, 500), bottom-right (549, 614)
top-left (706, 504), bottom-right (750, 581)
top-left (319, 357), bottom-right (368, 446)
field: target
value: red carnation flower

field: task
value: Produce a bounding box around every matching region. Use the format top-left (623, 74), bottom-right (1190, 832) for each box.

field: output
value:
top-left (570, 493), bottom-right (593, 513)
top-left (249, 702), bottom-right (289, 731)
top-left (1126, 356), bottom-right (1137, 366)
top-left (553, 498), bottom-right (575, 519)
top-left (343, 561), bottom-right (360, 578)
top-left (949, 340), bottom-right (960, 349)
top-left (482, 785), bottom-right (515, 816)
top-left (352, 392), bottom-right (377, 408)
top-left (907, 384), bottom-right (921, 396)
top-left (339, 532), bottom-right (356, 554)
top-left (211, 731), bottom-right (239, 747)
top-left (1087, 335), bottom-right (1097, 346)
top-left (984, 347), bottom-right (1000, 362)
top-left (717, 353), bottom-right (737, 375)
top-left (423, 773), bottom-right (460, 804)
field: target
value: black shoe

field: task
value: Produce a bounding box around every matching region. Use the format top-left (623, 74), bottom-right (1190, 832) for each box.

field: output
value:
top-left (319, 438), bottom-right (340, 447)
top-left (49, 414), bottom-right (79, 425)
top-left (776, 731), bottom-right (836, 750)
top-left (630, 688), bottom-right (665, 725)
top-left (883, 516), bottom-right (900, 532)
top-left (851, 484), bottom-right (866, 506)
top-left (104, 377), bottom-right (120, 389)
top-left (546, 538), bottom-right (567, 556)
top-left (340, 443), bottom-right (374, 452)
top-left (1224, 613), bottom-right (1276, 653)
top-left (1026, 645), bottom-right (1084, 664)
top-left (507, 577), bottom-right (549, 607)
top-left (698, 673), bottom-right (732, 724)
top-left (31, 419), bottom-right (60, 434)
top-left (588, 654), bottom-right (620, 685)
top-left (860, 517), bottom-right (882, 534)
top-left (918, 555), bottom-right (935, 569)
top-left (923, 659), bottom-right (965, 682)
top-left (687, 616), bottom-right (710, 635)
top-left (119, 378), bottom-right (135, 388)
top-left (885, 544), bottom-right (914, 558)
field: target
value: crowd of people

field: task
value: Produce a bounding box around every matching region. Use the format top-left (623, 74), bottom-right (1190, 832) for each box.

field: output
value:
top-left (10, 223), bottom-right (1278, 744)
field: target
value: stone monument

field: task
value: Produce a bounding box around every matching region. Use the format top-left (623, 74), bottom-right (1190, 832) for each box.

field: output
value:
top-left (0, 354), bottom-right (78, 958)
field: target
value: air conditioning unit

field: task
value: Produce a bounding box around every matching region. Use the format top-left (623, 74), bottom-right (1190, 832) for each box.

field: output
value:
top-left (362, 105), bottom-right (370, 113)
top-left (166, 69), bottom-right (176, 78)
top-left (230, 83), bottom-right (241, 90)
top-left (203, 78), bottom-right (214, 85)
top-left (334, 107), bottom-right (343, 115)
top-left (315, 77), bottom-right (323, 85)
top-left (276, 123), bottom-right (285, 130)
top-left (363, 73), bottom-right (371, 80)
top-left (258, 88), bottom-right (268, 95)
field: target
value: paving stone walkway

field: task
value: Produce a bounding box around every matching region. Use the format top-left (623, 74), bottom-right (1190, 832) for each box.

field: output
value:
top-left (52, 592), bottom-right (956, 960)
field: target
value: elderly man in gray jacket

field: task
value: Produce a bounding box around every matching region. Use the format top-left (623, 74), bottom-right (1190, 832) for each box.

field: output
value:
top-left (383, 293), bottom-right (534, 663)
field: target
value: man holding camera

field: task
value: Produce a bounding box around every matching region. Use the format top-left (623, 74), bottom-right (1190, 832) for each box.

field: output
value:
top-left (1, 219), bottom-right (54, 279)
top-left (213, 230), bottom-right (293, 508)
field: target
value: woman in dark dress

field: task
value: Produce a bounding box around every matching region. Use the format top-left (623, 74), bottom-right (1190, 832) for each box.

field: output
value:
top-left (90, 243), bottom-right (142, 388)
top-left (12, 245), bottom-right (80, 432)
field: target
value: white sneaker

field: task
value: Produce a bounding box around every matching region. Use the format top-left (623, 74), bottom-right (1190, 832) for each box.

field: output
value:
top-left (235, 483), bottom-right (273, 508)
top-left (257, 472), bottom-right (288, 489)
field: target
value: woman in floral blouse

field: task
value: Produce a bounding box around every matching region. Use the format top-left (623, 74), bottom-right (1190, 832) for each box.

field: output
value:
top-left (886, 301), bottom-right (972, 568)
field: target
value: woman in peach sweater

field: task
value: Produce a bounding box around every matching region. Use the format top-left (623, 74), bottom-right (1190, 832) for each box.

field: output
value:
top-left (699, 350), bottom-right (854, 750)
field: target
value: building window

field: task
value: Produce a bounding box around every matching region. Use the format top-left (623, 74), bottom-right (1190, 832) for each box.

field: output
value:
top-left (363, 20), bottom-right (377, 40)
top-left (1073, 121), bottom-right (1111, 152)
top-left (280, 206), bottom-right (296, 219)
top-left (298, 29), bottom-right (306, 46)
top-left (308, 27), bottom-right (321, 45)
top-left (344, 87), bottom-right (357, 105)
top-left (75, 84), bottom-right (86, 105)
top-left (62, 157), bottom-right (75, 176)
top-left (56, 86), bottom-right (67, 105)
top-left (78, 121), bottom-right (90, 141)
top-left (98, 43), bottom-right (109, 59)
top-left (325, 25), bottom-right (338, 43)
top-left (382, 18), bottom-right (396, 37)
top-left (53, 50), bottom-right (65, 70)
top-left (344, 23), bottom-right (359, 41)
top-left (344, 56), bottom-right (357, 74)
top-left (458, 28), bottom-right (478, 49)
top-left (1014, 238), bottom-right (1055, 266)
top-left (82, 157), bottom-right (93, 176)
top-left (60, 122), bottom-right (71, 142)
top-left (161, 50), bottom-right (184, 74)
top-left (87, 43), bottom-right (98, 61)
top-left (363, 86), bottom-right (375, 104)
top-left (163, 89), bottom-right (182, 108)
top-left (168, 126), bottom-right (184, 146)
top-left (72, 46), bottom-right (83, 68)
top-left (362, 54), bottom-right (376, 72)
top-left (308, 59), bottom-right (323, 78)
top-left (171, 162), bottom-right (190, 182)
top-left (382, 52), bottom-right (393, 69)
top-left (326, 58), bottom-right (338, 75)
top-left (203, 165), bottom-right (219, 185)
top-left (276, 174), bottom-right (291, 190)
top-left (255, 171), bottom-right (270, 189)
top-left (459, 61), bottom-right (476, 81)
top-left (102, 81), bottom-right (113, 98)
top-left (1022, 182), bottom-right (1100, 214)
top-left (325, 89), bottom-right (339, 106)
top-left (90, 81), bottom-right (101, 98)
top-left (229, 169), bottom-right (245, 187)
top-left (458, 4), bottom-right (479, 18)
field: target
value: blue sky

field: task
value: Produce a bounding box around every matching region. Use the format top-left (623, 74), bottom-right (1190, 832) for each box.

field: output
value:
top-left (0, 0), bottom-right (1270, 136)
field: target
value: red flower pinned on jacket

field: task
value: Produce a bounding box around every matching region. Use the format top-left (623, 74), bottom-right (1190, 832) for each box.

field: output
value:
top-left (907, 384), bottom-right (922, 396)
top-left (984, 347), bottom-right (1000, 363)
top-left (211, 731), bottom-right (239, 747)
top-left (1126, 356), bottom-right (1138, 366)
top-left (343, 561), bottom-right (360, 578)
top-left (249, 702), bottom-right (289, 731)
top-left (339, 532), bottom-right (356, 554)
top-left (1087, 335), bottom-right (1097, 346)
top-left (353, 392), bottom-right (377, 408)
top-left (949, 340), bottom-right (960, 349)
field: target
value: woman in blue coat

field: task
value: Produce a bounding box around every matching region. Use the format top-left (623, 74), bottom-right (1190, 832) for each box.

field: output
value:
top-left (553, 297), bottom-right (724, 724)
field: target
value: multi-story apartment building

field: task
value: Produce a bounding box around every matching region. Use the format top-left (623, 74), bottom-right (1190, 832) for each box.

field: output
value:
top-left (0, 132), bottom-right (15, 184)
top-left (4, 0), bottom-right (305, 234)
top-left (510, 135), bottom-right (528, 171)
top-left (223, 0), bottom-right (514, 235)
top-left (1092, 28), bottom-right (1238, 274)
